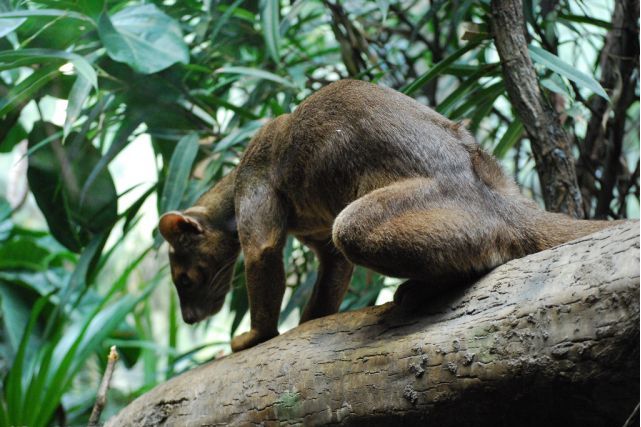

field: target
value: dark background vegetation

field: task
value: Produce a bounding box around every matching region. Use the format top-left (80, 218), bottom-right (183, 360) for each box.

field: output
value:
top-left (0, 0), bottom-right (637, 425)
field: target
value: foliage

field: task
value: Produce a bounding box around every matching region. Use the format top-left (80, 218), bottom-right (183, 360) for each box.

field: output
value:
top-left (0, 0), bottom-right (637, 424)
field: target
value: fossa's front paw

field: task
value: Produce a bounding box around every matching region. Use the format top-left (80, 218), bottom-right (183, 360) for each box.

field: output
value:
top-left (231, 328), bottom-right (278, 352)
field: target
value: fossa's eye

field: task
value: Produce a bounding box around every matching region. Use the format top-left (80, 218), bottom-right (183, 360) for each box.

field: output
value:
top-left (177, 273), bottom-right (192, 288)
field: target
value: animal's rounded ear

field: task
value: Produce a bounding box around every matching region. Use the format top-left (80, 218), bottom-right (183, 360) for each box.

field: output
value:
top-left (159, 211), bottom-right (204, 244)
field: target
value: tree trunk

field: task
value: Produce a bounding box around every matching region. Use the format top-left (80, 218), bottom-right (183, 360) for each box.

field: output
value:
top-left (108, 222), bottom-right (639, 426)
top-left (491, 0), bottom-right (584, 218)
top-left (580, 0), bottom-right (639, 218)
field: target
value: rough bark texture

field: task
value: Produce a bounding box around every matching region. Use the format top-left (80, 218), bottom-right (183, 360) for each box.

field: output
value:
top-left (579, 0), bottom-right (640, 218)
top-left (109, 222), bottom-right (639, 426)
top-left (491, 0), bottom-right (584, 218)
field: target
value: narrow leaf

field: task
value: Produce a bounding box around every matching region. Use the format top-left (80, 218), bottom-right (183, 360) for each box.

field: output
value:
top-left (0, 9), bottom-right (92, 22)
top-left (159, 133), bottom-right (200, 213)
top-left (64, 75), bottom-right (92, 139)
top-left (0, 65), bottom-right (59, 117)
top-left (215, 66), bottom-right (297, 88)
top-left (402, 41), bottom-right (480, 95)
top-left (0, 48), bottom-right (97, 88)
top-left (0, 17), bottom-right (25, 38)
top-left (528, 45), bottom-right (609, 101)
top-left (493, 119), bottom-right (524, 159)
top-left (260, 0), bottom-right (281, 63)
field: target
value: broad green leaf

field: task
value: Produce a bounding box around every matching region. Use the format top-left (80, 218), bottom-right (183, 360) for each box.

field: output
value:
top-left (159, 133), bottom-right (200, 213)
top-left (0, 49), bottom-right (97, 87)
top-left (27, 122), bottom-right (118, 252)
top-left (493, 119), bottom-right (524, 159)
top-left (215, 66), bottom-right (297, 88)
top-left (98, 4), bottom-right (189, 74)
top-left (0, 281), bottom-right (39, 354)
top-left (528, 45), bottom-right (609, 101)
top-left (402, 41), bottom-right (481, 95)
top-left (0, 239), bottom-right (50, 270)
top-left (260, 0), bottom-right (281, 63)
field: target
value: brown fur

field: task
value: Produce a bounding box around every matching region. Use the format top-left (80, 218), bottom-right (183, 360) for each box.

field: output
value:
top-left (158, 80), bottom-right (622, 352)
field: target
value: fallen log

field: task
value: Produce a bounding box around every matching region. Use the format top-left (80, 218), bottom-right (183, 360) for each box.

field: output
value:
top-left (108, 222), bottom-right (639, 426)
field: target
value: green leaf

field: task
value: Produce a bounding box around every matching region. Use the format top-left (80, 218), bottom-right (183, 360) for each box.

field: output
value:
top-left (528, 45), bottom-right (609, 101)
top-left (279, 271), bottom-right (316, 325)
top-left (27, 122), bottom-right (118, 252)
top-left (63, 75), bottom-right (92, 139)
top-left (493, 119), bottom-right (524, 159)
top-left (0, 120), bottom-right (27, 154)
top-left (0, 9), bottom-right (92, 22)
top-left (449, 81), bottom-right (504, 121)
top-left (541, 74), bottom-right (570, 96)
top-left (0, 65), bottom-right (59, 117)
top-left (402, 41), bottom-right (481, 95)
top-left (0, 196), bottom-right (10, 222)
top-left (4, 292), bottom-right (49, 425)
top-left (436, 64), bottom-right (500, 116)
top-left (0, 281), bottom-right (39, 354)
top-left (210, 0), bottom-right (245, 42)
top-left (215, 66), bottom-right (297, 88)
top-left (260, 0), bottom-right (281, 63)
top-left (214, 120), bottom-right (263, 153)
top-left (79, 111), bottom-right (143, 205)
top-left (0, 239), bottom-right (50, 270)
top-left (37, 280), bottom-right (157, 427)
top-left (0, 17), bottom-right (25, 38)
top-left (558, 13), bottom-right (611, 29)
top-left (159, 133), bottom-right (200, 213)
top-left (229, 261), bottom-right (248, 338)
top-left (98, 4), bottom-right (189, 74)
top-left (0, 49), bottom-right (97, 88)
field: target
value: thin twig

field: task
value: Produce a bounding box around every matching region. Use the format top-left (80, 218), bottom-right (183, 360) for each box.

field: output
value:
top-left (88, 346), bottom-right (119, 427)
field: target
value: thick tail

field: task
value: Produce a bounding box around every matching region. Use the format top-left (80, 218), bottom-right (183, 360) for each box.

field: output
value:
top-left (531, 211), bottom-right (631, 250)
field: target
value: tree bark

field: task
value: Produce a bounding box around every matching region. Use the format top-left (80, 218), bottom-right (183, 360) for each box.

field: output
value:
top-left (108, 222), bottom-right (639, 426)
top-left (579, 0), bottom-right (639, 218)
top-left (491, 0), bottom-right (584, 218)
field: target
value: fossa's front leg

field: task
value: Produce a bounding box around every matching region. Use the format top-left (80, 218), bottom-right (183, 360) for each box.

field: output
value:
top-left (232, 183), bottom-right (287, 352)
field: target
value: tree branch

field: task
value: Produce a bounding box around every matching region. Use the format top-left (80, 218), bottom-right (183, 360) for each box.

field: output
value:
top-left (490, 0), bottom-right (584, 218)
top-left (108, 222), bottom-right (639, 426)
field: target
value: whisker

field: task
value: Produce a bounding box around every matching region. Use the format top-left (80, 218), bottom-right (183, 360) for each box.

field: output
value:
top-left (206, 256), bottom-right (238, 290)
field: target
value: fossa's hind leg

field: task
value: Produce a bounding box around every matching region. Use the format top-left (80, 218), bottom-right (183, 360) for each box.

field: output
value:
top-left (332, 178), bottom-right (513, 307)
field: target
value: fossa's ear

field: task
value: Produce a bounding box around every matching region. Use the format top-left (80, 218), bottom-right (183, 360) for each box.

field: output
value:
top-left (158, 211), bottom-right (204, 245)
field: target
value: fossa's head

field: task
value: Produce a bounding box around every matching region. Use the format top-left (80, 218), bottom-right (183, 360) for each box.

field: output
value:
top-left (159, 208), bottom-right (240, 324)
